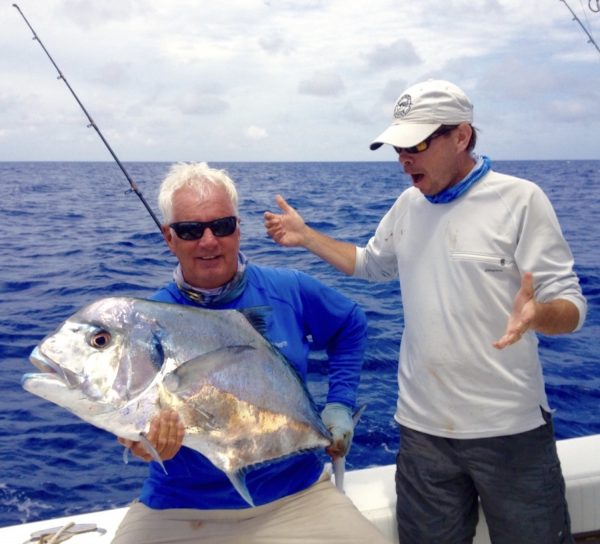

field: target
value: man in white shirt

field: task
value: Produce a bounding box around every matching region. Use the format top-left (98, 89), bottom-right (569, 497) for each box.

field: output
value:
top-left (264, 79), bottom-right (587, 544)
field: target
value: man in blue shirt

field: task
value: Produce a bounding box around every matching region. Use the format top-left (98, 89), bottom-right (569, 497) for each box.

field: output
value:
top-left (112, 162), bottom-right (390, 544)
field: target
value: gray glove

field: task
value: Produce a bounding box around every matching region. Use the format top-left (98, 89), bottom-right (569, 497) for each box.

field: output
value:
top-left (321, 402), bottom-right (354, 458)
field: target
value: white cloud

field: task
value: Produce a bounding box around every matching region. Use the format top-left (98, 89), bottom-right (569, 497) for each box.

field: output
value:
top-left (177, 93), bottom-right (230, 116)
top-left (364, 39), bottom-right (422, 70)
top-left (1, 0), bottom-right (598, 161)
top-left (258, 32), bottom-right (293, 55)
top-left (298, 70), bottom-right (345, 97)
top-left (246, 125), bottom-right (269, 141)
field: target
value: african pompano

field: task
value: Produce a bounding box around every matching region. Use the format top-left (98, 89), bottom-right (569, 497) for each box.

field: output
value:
top-left (22, 296), bottom-right (332, 506)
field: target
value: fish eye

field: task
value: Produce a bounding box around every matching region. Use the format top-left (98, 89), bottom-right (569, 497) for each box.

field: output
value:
top-left (89, 330), bottom-right (111, 349)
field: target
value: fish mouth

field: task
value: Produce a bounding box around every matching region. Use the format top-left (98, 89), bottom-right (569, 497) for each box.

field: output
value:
top-left (30, 346), bottom-right (59, 373)
top-left (29, 346), bottom-right (79, 387)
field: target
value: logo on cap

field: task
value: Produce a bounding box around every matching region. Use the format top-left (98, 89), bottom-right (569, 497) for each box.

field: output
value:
top-left (394, 94), bottom-right (412, 119)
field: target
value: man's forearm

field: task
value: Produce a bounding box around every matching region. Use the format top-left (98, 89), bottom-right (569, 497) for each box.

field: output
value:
top-left (303, 227), bottom-right (357, 276)
top-left (532, 299), bottom-right (580, 335)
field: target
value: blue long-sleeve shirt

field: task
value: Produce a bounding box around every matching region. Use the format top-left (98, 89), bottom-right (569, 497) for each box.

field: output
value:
top-left (139, 263), bottom-right (367, 509)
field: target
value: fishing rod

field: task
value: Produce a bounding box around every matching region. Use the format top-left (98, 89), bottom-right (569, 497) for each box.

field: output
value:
top-left (559, 0), bottom-right (600, 58)
top-left (13, 3), bottom-right (163, 232)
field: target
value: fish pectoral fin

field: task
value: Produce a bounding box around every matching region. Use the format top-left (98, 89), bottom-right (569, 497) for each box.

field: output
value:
top-left (227, 470), bottom-right (255, 507)
top-left (139, 433), bottom-right (168, 475)
top-left (165, 346), bottom-right (258, 394)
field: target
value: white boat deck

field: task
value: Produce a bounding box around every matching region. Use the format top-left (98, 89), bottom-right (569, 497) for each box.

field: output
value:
top-left (2, 434), bottom-right (599, 543)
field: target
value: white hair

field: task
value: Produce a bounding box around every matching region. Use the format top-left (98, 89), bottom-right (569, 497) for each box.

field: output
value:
top-left (157, 162), bottom-right (239, 224)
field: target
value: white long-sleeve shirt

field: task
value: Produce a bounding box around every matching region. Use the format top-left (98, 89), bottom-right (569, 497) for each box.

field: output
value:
top-left (354, 168), bottom-right (587, 439)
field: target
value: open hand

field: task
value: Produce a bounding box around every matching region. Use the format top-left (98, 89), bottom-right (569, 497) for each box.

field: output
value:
top-left (493, 272), bottom-right (536, 349)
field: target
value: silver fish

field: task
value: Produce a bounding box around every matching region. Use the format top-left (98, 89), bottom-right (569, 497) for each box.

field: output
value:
top-left (22, 296), bottom-right (332, 506)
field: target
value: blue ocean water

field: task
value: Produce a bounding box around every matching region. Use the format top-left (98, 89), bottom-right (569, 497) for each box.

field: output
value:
top-left (0, 160), bottom-right (598, 528)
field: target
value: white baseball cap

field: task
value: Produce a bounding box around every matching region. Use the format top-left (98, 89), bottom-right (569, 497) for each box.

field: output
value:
top-left (370, 79), bottom-right (474, 150)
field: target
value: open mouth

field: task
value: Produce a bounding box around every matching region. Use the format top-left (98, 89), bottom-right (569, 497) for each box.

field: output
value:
top-left (30, 346), bottom-right (60, 374)
top-left (29, 346), bottom-right (79, 387)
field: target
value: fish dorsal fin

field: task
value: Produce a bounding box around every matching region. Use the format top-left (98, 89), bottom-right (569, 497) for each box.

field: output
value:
top-left (227, 470), bottom-right (255, 507)
top-left (238, 306), bottom-right (271, 337)
top-left (235, 308), bottom-right (318, 421)
top-left (352, 403), bottom-right (367, 425)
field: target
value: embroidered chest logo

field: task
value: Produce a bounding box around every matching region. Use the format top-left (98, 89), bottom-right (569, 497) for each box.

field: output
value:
top-left (394, 94), bottom-right (412, 118)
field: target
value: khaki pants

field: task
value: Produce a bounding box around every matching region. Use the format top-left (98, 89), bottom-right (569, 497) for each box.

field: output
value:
top-left (112, 473), bottom-right (391, 544)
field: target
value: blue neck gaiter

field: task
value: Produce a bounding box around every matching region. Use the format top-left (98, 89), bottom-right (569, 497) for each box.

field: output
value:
top-left (425, 155), bottom-right (491, 204)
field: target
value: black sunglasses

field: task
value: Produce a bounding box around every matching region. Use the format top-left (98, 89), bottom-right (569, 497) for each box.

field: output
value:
top-left (394, 125), bottom-right (458, 154)
top-left (169, 216), bottom-right (238, 241)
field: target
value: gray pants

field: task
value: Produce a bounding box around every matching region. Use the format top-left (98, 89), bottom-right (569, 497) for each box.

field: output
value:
top-left (395, 411), bottom-right (573, 544)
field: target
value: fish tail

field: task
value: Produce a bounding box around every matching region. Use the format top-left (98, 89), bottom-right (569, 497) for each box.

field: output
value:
top-left (333, 456), bottom-right (346, 493)
top-left (333, 403), bottom-right (366, 494)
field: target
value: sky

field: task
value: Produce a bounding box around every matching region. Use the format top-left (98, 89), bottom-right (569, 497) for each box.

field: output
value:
top-left (1, 0), bottom-right (599, 162)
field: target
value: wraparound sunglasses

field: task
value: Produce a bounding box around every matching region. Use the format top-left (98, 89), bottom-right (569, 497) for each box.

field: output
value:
top-left (393, 125), bottom-right (458, 154)
top-left (169, 216), bottom-right (238, 241)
